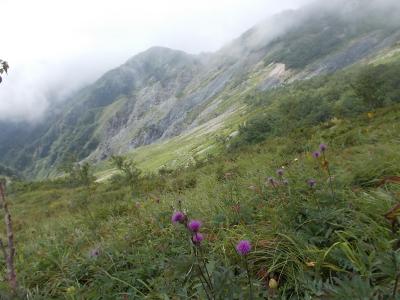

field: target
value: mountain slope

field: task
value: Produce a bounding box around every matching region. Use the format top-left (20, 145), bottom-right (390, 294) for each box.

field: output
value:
top-left (1, 0), bottom-right (400, 178)
top-left (7, 77), bottom-right (400, 298)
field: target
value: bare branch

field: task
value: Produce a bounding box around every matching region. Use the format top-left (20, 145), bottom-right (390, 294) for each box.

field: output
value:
top-left (0, 182), bottom-right (17, 293)
top-left (0, 238), bottom-right (8, 263)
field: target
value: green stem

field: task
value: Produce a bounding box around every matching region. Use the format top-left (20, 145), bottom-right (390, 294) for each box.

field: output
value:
top-left (393, 273), bottom-right (400, 299)
top-left (322, 153), bottom-right (335, 202)
top-left (393, 251), bottom-right (400, 299)
top-left (194, 247), bottom-right (214, 299)
top-left (196, 256), bottom-right (212, 299)
top-left (83, 187), bottom-right (99, 237)
top-left (245, 257), bottom-right (253, 300)
top-left (199, 274), bottom-right (212, 300)
top-left (199, 247), bottom-right (214, 293)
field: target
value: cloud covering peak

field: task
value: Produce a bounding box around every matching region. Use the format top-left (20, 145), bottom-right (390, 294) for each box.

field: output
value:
top-left (1, 0), bottom-right (314, 121)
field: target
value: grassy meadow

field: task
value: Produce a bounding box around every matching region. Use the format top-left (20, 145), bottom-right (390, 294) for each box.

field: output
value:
top-left (1, 59), bottom-right (400, 299)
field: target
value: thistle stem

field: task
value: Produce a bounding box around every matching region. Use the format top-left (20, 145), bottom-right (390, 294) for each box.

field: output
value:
top-left (199, 247), bottom-right (214, 293)
top-left (199, 275), bottom-right (212, 300)
top-left (322, 153), bottom-right (336, 202)
top-left (393, 273), bottom-right (400, 299)
top-left (195, 249), bottom-right (213, 299)
top-left (244, 257), bottom-right (253, 300)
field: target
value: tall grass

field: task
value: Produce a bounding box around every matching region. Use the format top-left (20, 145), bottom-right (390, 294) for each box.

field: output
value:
top-left (1, 104), bottom-right (400, 299)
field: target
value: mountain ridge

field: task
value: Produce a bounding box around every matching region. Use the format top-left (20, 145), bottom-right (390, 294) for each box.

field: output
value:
top-left (1, 0), bottom-right (400, 178)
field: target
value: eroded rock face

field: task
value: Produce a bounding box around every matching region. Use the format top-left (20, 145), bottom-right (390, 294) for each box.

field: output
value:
top-left (92, 31), bottom-right (400, 163)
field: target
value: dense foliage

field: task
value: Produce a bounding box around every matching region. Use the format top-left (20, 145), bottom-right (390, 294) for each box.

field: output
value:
top-left (232, 61), bottom-right (400, 149)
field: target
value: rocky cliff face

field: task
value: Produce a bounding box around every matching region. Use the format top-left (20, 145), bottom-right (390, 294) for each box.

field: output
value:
top-left (1, 0), bottom-right (400, 178)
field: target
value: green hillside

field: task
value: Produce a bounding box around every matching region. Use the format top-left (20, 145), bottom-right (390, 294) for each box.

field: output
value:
top-left (91, 45), bottom-right (400, 181)
top-left (2, 52), bottom-right (400, 298)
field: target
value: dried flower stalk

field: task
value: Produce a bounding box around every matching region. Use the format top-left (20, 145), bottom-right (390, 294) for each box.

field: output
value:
top-left (0, 181), bottom-right (17, 293)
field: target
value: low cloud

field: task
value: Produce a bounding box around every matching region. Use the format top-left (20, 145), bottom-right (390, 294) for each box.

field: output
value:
top-left (0, 55), bottom-right (118, 122)
top-left (1, 0), bottom-right (316, 122)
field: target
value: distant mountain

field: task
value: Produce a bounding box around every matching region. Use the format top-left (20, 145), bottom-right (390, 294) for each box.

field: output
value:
top-left (1, 0), bottom-right (400, 178)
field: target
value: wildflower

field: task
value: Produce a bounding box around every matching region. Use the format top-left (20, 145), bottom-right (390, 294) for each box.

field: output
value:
top-left (192, 233), bottom-right (204, 245)
top-left (283, 179), bottom-right (289, 186)
top-left (236, 240), bottom-right (254, 297)
top-left (89, 247), bottom-right (100, 258)
top-left (319, 143), bottom-right (327, 152)
top-left (188, 220), bottom-right (202, 232)
top-left (236, 240), bottom-right (252, 256)
top-left (312, 151), bottom-right (321, 159)
top-left (267, 177), bottom-right (279, 187)
top-left (307, 179), bottom-right (317, 188)
top-left (276, 168), bottom-right (284, 177)
top-left (171, 211), bottom-right (185, 224)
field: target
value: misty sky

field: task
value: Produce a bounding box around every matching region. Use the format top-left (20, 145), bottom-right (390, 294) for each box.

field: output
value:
top-left (0, 0), bottom-right (315, 122)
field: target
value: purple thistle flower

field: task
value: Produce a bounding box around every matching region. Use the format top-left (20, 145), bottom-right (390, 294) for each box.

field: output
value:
top-left (89, 247), bottom-right (100, 259)
top-left (319, 143), bottom-right (328, 152)
top-left (312, 151), bottom-right (321, 159)
top-left (192, 233), bottom-right (204, 245)
top-left (307, 179), bottom-right (317, 188)
top-left (276, 168), bottom-right (284, 177)
top-left (171, 211), bottom-right (185, 224)
top-left (188, 220), bottom-right (202, 232)
top-left (236, 240), bottom-right (252, 256)
top-left (267, 177), bottom-right (279, 187)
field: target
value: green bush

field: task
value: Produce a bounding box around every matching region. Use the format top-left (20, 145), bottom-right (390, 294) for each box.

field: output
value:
top-left (232, 61), bottom-right (400, 149)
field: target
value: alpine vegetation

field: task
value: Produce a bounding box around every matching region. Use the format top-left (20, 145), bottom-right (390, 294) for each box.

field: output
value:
top-left (1, 0), bottom-right (400, 298)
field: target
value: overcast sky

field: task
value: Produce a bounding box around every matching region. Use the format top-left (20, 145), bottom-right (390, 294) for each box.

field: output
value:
top-left (0, 0), bottom-right (314, 122)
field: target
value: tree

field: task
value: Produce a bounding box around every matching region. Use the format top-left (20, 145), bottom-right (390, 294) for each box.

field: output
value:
top-left (111, 155), bottom-right (142, 192)
top-left (0, 60), bottom-right (9, 83)
top-left (352, 64), bottom-right (386, 109)
top-left (58, 154), bottom-right (95, 186)
top-left (76, 162), bottom-right (95, 187)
